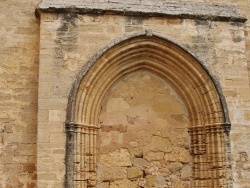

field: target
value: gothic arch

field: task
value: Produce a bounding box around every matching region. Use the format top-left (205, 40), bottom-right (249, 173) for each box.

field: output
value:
top-left (65, 33), bottom-right (231, 188)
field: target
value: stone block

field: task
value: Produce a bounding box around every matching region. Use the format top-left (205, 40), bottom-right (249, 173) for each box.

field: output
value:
top-left (144, 151), bottom-right (164, 161)
top-left (49, 110), bottom-right (61, 122)
top-left (169, 162), bottom-right (183, 173)
top-left (131, 147), bottom-right (143, 158)
top-left (37, 132), bottom-right (50, 143)
top-left (38, 173), bottom-right (57, 181)
top-left (22, 134), bottom-right (37, 144)
top-left (79, 24), bottom-right (104, 33)
top-left (49, 133), bottom-right (65, 144)
top-left (100, 148), bottom-right (132, 167)
top-left (99, 131), bottom-right (124, 147)
top-left (3, 133), bottom-right (22, 143)
top-left (146, 175), bottom-right (166, 187)
top-left (164, 147), bottom-right (191, 163)
top-left (100, 182), bottom-right (109, 188)
top-left (133, 158), bottom-right (149, 167)
top-left (171, 180), bottom-right (191, 188)
top-left (127, 166), bottom-right (143, 180)
top-left (181, 165), bottom-right (192, 181)
top-left (150, 136), bottom-right (172, 147)
top-left (110, 179), bottom-right (137, 188)
top-left (22, 163), bottom-right (36, 173)
top-left (105, 25), bottom-right (123, 34)
top-left (99, 166), bottom-right (127, 181)
top-left (141, 0), bottom-right (163, 6)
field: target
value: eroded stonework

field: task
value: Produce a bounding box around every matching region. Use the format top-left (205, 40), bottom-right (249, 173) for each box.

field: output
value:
top-left (65, 29), bottom-right (235, 187)
top-left (97, 70), bottom-right (191, 187)
top-left (1, 0), bottom-right (250, 187)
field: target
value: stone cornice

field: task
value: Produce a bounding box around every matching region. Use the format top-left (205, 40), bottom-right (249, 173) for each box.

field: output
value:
top-left (35, 1), bottom-right (247, 22)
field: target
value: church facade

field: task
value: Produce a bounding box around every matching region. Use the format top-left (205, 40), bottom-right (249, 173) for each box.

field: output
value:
top-left (0, 0), bottom-right (250, 187)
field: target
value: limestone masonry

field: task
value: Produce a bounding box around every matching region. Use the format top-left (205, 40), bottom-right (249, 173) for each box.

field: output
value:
top-left (0, 0), bottom-right (250, 188)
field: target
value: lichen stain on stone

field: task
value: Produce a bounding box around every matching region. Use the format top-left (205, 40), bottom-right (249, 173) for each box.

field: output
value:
top-left (236, 152), bottom-right (249, 179)
top-left (54, 13), bottom-right (80, 71)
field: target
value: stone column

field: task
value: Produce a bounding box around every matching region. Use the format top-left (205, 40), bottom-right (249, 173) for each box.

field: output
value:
top-left (65, 122), bottom-right (76, 188)
top-left (65, 123), bottom-right (100, 188)
top-left (189, 123), bottom-right (230, 188)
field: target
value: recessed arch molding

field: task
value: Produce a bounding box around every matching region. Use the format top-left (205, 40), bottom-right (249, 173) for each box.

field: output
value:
top-left (65, 32), bottom-right (232, 188)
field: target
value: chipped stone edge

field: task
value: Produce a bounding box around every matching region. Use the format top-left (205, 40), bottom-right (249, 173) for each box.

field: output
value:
top-left (35, 3), bottom-right (247, 23)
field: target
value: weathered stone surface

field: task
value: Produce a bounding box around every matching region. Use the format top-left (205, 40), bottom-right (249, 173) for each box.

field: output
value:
top-left (144, 165), bottom-right (160, 176)
top-left (98, 166), bottom-right (127, 181)
top-left (144, 151), bottom-right (165, 161)
top-left (133, 158), bottom-right (149, 167)
top-left (146, 175), bottom-right (166, 187)
top-left (100, 182), bottom-right (109, 188)
top-left (150, 136), bottom-right (172, 147)
top-left (96, 70), bottom-right (191, 186)
top-left (164, 147), bottom-right (191, 163)
top-left (169, 162), bottom-right (183, 173)
top-left (100, 148), bottom-right (132, 167)
top-left (131, 147), bottom-right (143, 158)
top-left (110, 179), bottom-right (137, 188)
top-left (171, 180), bottom-right (192, 188)
top-left (0, 0), bottom-right (39, 187)
top-left (37, 1), bottom-right (246, 22)
top-left (181, 165), bottom-right (192, 181)
top-left (127, 166), bottom-right (143, 180)
top-left (99, 131), bottom-right (124, 147)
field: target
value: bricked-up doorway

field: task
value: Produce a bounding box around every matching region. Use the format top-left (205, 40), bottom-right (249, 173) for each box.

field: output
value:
top-left (65, 34), bottom-right (231, 188)
top-left (96, 69), bottom-right (191, 187)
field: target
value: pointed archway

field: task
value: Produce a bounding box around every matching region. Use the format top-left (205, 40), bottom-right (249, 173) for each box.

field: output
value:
top-left (65, 33), bottom-right (231, 188)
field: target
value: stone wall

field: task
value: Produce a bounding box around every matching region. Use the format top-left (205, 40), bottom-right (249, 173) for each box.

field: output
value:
top-left (97, 70), bottom-right (191, 187)
top-left (0, 0), bottom-right (40, 187)
top-left (37, 9), bottom-right (249, 188)
top-left (0, 0), bottom-right (250, 188)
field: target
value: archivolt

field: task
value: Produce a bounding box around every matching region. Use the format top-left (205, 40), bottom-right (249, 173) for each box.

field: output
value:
top-left (65, 32), bottom-right (231, 188)
top-left (68, 33), bottom-right (229, 126)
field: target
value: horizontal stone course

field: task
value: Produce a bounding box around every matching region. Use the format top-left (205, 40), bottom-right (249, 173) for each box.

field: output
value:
top-left (36, 1), bottom-right (247, 22)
